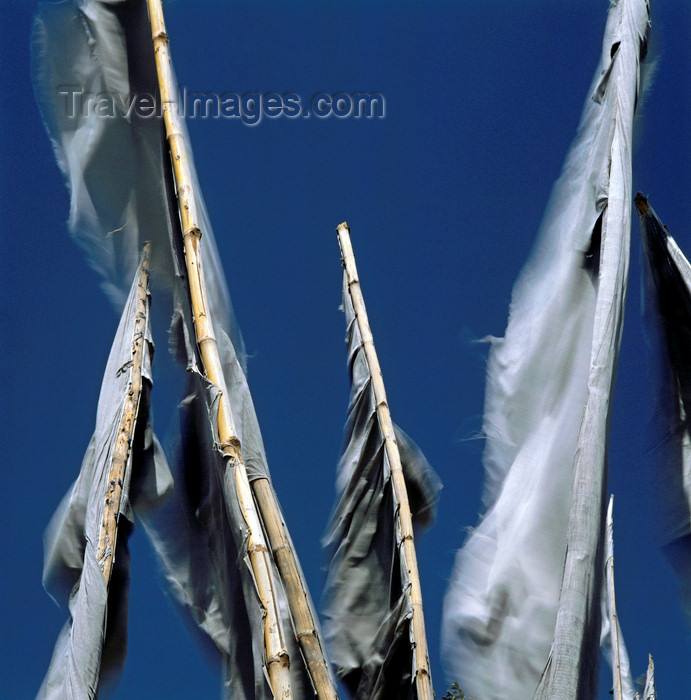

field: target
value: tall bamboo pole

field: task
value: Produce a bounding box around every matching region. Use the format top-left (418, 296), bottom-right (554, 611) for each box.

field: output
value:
top-left (96, 242), bottom-right (151, 586)
top-left (146, 3), bottom-right (292, 697)
top-left (336, 222), bottom-right (433, 699)
top-left (252, 479), bottom-right (338, 699)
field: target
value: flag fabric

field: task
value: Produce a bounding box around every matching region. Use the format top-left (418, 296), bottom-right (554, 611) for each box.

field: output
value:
top-left (535, 1), bottom-right (650, 693)
top-left (38, 254), bottom-right (171, 699)
top-left (322, 272), bottom-right (441, 699)
top-left (142, 272), bottom-right (313, 699)
top-left (32, 0), bottom-right (244, 364)
top-left (639, 198), bottom-right (691, 623)
top-left (642, 655), bottom-right (656, 700)
top-left (442, 1), bottom-right (649, 698)
top-left (600, 496), bottom-right (637, 700)
top-left (33, 1), bottom-right (315, 696)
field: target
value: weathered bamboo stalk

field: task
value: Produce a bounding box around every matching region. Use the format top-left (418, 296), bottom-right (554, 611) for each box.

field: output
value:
top-left (96, 242), bottom-right (151, 586)
top-left (336, 222), bottom-right (434, 700)
top-left (146, 2), bottom-right (291, 696)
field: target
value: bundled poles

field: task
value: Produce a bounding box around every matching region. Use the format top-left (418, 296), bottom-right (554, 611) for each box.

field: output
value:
top-left (96, 242), bottom-right (151, 586)
top-left (251, 481), bottom-right (338, 699)
top-left (146, 2), bottom-right (291, 697)
top-left (146, 3), bottom-right (336, 698)
top-left (336, 222), bottom-right (433, 699)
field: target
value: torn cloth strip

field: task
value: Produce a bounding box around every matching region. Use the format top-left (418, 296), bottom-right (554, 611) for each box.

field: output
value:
top-left (442, 1), bottom-right (649, 698)
top-left (38, 255), bottom-right (171, 700)
top-left (640, 202), bottom-right (691, 624)
top-left (322, 272), bottom-right (441, 700)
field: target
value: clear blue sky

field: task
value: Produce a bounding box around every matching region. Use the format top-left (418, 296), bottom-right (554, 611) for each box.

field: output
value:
top-left (1, 1), bottom-right (689, 698)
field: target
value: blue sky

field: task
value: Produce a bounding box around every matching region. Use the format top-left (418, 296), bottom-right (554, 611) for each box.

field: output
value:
top-left (1, 1), bottom-right (690, 698)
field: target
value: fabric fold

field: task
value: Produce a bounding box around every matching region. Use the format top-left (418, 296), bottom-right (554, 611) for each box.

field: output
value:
top-left (639, 200), bottom-right (691, 623)
top-left (323, 272), bottom-right (441, 699)
top-left (442, 1), bottom-right (649, 697)
top-left (39, 253), bottom-right (171, 700)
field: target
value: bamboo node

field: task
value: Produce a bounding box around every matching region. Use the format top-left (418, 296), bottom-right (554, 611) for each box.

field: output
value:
top-left (248, 542), bottom-right (269, 555)
top-left (220, 437), bottom-right (242, 453)
top-left (267, 650), bottom-right (291, 669)
top-left (183, 226), bottom-right (202, 241)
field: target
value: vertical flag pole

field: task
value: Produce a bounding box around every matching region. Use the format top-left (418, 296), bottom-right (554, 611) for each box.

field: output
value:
top-left (145, 3), bottom-right (292, 697)
top-left (96, 242), bottom-right (151, 586)
top-left (336, 222), bottom-right (434, 699)
top-left (535, 2), bottom-right (647, 695)
top-left (251, 480), bottom-right (339, 698)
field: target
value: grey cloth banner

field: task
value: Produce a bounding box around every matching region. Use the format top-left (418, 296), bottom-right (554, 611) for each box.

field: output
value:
top-left (640, 204), bottom-right (691, 624)
top-left (32, 0), bottom-right (319, 696)
top-left (143, 370), bottom-right (312, 700)
top-left (38, 257), bottom-right (172, 699)
top-left (32, 0), bottom-right (245, 366)
top-left (142, 276), bottom-right (314, 698)
top-left (441, 1), bottom-right (649, 696)
top-left (322, 274), bottom-right (441, 699)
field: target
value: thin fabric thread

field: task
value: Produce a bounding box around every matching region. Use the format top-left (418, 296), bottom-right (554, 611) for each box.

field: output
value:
top-left (441, 1), bottom-right (649, 698)
top-left (323, 273), bottom-right (441, 699)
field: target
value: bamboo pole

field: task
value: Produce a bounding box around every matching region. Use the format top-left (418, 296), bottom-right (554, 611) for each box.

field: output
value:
top-left (252, 479), bottom-right (338, 699)
top-left (336, 222), bottom-right (434, 700)
top-left (146, 3), bottom-right (291, 697)
top-left (96, 242), bottom-right (151, 586)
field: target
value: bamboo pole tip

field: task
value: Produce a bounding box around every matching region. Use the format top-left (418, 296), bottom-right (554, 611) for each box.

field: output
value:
top-left (634, 192), bottom-right (649, 216)
top-left (336, 221), bottom-right (350, 234)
